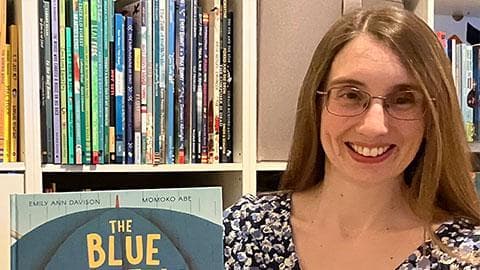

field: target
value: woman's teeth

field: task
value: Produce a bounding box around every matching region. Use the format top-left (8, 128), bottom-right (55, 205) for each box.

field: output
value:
top-left (350, 144), bottom-right (390, 157)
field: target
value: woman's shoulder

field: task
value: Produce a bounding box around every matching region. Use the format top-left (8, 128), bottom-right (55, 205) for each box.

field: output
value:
top-left (223, 191), bottom-right (292, 220)
top-left (398, 217), bottom-right (480, 269)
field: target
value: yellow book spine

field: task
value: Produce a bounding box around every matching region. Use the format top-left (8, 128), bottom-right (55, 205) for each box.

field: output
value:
top-left (9, 25), bottom-right (17, 162)
top-left (0, 45), bottom-right (5, 162)
top-left (3, 43), bottom-right (9, 162)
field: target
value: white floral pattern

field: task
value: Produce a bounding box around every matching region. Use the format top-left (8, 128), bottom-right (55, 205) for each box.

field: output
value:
top-left (224, 192), bottom-right (480, 269)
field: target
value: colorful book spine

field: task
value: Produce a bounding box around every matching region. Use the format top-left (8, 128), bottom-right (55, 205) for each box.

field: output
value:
top-left (152, 0), bottom-right (160, 164)
top-left (145, 0), bottom-right (153, 164)
top-left (72, 0), bottom-right (83, 164)
top-left (97, 0), bottom-right (105, 164)
top-left (195, 6), bottom-right (203, 163)
top-left (45, 0), bottom-right (54, 163)
top-left (224, 11), bottom-right (233, 162)
top-left (126, 16), bottom-right (135, 164)
top-left (82, 0), bottom-right (92, 164)
top-left (158, 0), bottom-right (167, 164)
top-left (175, 0), bottom-right (186, 164)
top-left (166, 0), bottom-right (176, 164)
top-left (65, 26), bottom-right (74, 164)
top-left (201, 12), bottom-right (209, 164)
top-left (134, 48), bottom-right (142, 164)
top-left (219, 0), bottom-right (227, 163)
top-left (10, 26), bottom-right (20, 162)
top-left (103, 0), bottom-right (111, 163)
top-left (39, 0), bottom-right (49, 163)
top-left (473, 45), bottom-right (480, 141)
top-left (462, 44), bottom-right (474, 142)
top-left (3, 44), bottom-right (10, 162)
top-left (208, 6), bottom-right (221, 164)
top-left (115, 13), bottom-right (125, 164)
top-left (59, 0), bottom-right (68, 164)
top-left (51, 0), bottom-right (62, 164)
top-left (90, 0), bottom-right (100, 164)
top-left (108, 0), bottom-right (116, 163)
top-left (140, 0), bottom-right (148, 164)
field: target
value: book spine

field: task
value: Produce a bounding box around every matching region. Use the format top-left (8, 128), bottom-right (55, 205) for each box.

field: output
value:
top-left (97, 0), bottom-right (105, 164)
top-left (83, 0), bottom-right (91, 164)
top-left (184, 0), bottom-right (196, 164)
top-left (44, 0), bottom-right (54, 163)
top-left (462, 45), bottom-right (474, 142)
top-left (200, 12), bottom-right (208, 164)
top-left (108, 0), bottom-right (115, 163)
top-left (39, 0), bottom-right (49, 163)
top-left (145, 0), bottom-right (153, 164)
top-left (195, 6), bottom-right (203, 163)
top-left (51, 0), bottom-right (62, 164)
top-left (90, 0), bottom-right (99, 164)
top-left (208, 6), bottom-right (221, 164)
top-left (473, 45), bottom-right (480, 141)
top-left (0, 46), bottom-right (4, 162)
top-left (103, 0), bottom-right (110, 163)
top-left (166, 0), bottom-right (175, 164)
top-left (72, 0), bottom-right (83, 164)
top-left (134, 47), bottom-right (142, 164)
top-left (126, 16), bottom-right (135, 164)
top-left (219, 0), bottom-right (227, 163)
top-left (78, 0), bottom-right (86, 164)
top-left (59, 0), bottom-right (68, 164)
top-left (115, 13), bottom-right (125, 164)
top-left (65, 26), bottom-right (75, 164)
top-left (153, 0), bottom-right (160, 164)
top-left (140, 0), bottom-right (147, 164)
top-left (10, 27), bottom-right (18, 161)
top-left (224, 11), bottom-right (233, 162)
top-left (175, 0), bottom-right (186, 164)
top-left (3, 44), bottom-right (9, 163)
top-left (158, 0), bottom-right (167, 164)
top-left (189, 0), bottom-right (198, 164)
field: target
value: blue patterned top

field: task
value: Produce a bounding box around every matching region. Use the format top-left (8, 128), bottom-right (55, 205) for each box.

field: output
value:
top-left (223, 192), bottom-right (480, 269)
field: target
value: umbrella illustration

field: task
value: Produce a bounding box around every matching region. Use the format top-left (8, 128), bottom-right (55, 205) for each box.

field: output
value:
top-left (11, 196), bottom-right (223, 270)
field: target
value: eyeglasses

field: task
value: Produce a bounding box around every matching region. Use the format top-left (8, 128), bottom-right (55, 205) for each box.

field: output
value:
top-left (317, 87), bottom-right (434, 121)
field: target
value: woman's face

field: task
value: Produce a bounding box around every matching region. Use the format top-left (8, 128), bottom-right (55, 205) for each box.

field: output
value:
top-left (320, 35), bottom-right (425, 185)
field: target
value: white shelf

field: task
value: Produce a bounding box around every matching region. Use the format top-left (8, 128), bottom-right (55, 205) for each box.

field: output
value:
top-left (435, 0), bottom-right (480, 17)
top-left (42, 163), bottom-right (243, 173)
top-left (0, 162), bottom-right (25, 172)
top-left (470, 143), bottom-right (480, 153)
top-left (256, 162), bottom-right (287, 171)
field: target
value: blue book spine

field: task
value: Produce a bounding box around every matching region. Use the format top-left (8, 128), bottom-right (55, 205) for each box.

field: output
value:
top-left (51, 0), bottom-right (61, 164)
top-left (473, 45), bottom-right (480, 141)
top-left (126, 16), bottom-right (135, 164)
top-left (115, 13), bottom-right (125, 164)
top-left (175, 0), bottom-right (186, 164)
top-left (166, 0), bottom-right (176, 164)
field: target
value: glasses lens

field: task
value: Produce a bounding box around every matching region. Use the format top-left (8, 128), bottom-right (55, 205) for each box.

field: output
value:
top-left (385, 91), bottom-right (425, 120)
top-left (326, 87), bottom-right (369, 117)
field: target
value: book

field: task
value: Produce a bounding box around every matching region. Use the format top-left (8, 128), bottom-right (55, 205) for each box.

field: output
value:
top-left (72, 0), bottom-right (83, 164)
top-left (59, 0), bottom-right (68, 164)
top-left (51, 0), bottom-right (62, 164)
top-left (3, 43), bottom-right (9, 163)
top-left (10, 187), bottom-right (224, 269)
top-left (115, 13), bottom-right (126, 164)
top-left (39, 0), bottom-right (52, 163)
top-left (8, 24), bottom-right (18, 162)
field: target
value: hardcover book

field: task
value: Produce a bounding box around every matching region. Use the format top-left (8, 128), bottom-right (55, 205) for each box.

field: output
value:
top-left (11, 187), bottom-right (224, 270)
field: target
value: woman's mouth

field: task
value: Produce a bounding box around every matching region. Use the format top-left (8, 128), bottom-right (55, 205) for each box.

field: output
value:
top-left (346, 142), bottom-right (395, 163)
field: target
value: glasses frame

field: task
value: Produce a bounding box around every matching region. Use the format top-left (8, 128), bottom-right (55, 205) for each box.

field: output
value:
top-left (316, 88), bottom-right (436, 121)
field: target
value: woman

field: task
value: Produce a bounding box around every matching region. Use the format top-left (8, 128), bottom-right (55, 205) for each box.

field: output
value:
top-left (224, 6), bottom-right (480, 270)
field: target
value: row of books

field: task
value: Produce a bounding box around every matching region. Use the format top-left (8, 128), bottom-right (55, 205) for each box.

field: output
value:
top-left (39, 0), bottom-right (234, 165)
top-left (0, 0), bottom-right (19, 163)
top-left (438, 32), bottom-right (480, 143)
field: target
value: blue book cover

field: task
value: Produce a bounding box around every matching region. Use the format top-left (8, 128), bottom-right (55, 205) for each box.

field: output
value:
top-left (11, 187), bottom-right (223, 269)
top-left (115, 13), bottom-right (126, 164)
top-left (126, 16), bottom-right (135, 164)
top-left (166, 0), bottom-right (176, 164)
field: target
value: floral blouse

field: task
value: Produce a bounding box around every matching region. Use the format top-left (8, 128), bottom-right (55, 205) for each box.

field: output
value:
top-left (223, 192), bottom-right (480, 269)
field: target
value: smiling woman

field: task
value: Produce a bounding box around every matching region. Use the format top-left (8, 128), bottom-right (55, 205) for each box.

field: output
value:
top-left (224, 6), bottom-right (480, 270)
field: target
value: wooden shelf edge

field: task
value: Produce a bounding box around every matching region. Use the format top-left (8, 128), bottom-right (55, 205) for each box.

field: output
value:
top-left (0, 162), bottom-right (26, 172)
top-left (41, 163), bottom-right (243, 173)
top-left (256, 162), bottom-right (287, 171)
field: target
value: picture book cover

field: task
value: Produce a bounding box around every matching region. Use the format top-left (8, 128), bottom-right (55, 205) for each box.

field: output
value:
top-left (10, 187), bottom-right (223, 270)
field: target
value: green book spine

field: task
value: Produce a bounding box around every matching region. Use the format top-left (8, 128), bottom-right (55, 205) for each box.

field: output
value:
top-left (83, 0), bottom-right (91, 164)
top-left (103, 0), bottom-right (111, 163)
top-left (78, 0), bottom-right (85, 164)
top-left (59, 0), bottom-right (68, 164)
top-left (97, 0), bottom-right (105, 164)
top-left (72, 0), bottom-right (83, 164)
top-left (90, 0), bottom-right (99, 164)
top-left (66, 26), bottom-right (75, 164)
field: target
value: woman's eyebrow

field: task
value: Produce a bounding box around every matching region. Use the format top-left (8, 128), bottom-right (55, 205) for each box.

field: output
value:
top-left (326, 78), bottom-right (366, 88)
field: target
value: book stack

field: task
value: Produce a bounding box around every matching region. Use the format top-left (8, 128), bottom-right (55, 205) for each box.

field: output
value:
top-left (39, 0), bottom-right (234, 165)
